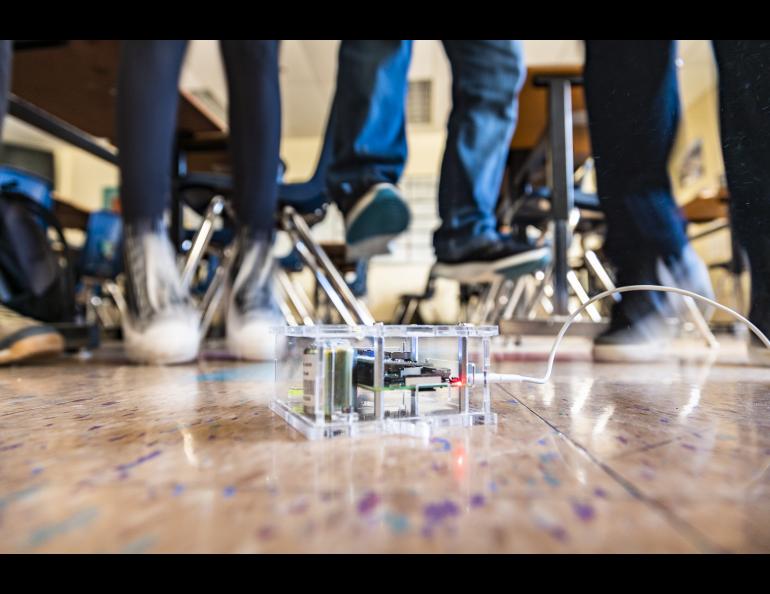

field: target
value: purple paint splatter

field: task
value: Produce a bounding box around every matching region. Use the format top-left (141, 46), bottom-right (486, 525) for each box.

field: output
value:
top-left (430, 437), bottom-right (451, 452)
top-left (257, 525), bottom-right (275, 540)
top-left (357, 491), bottom-right (380, 515)
top-left (616, 435), bottom-right (628, 444)
top-left (593, 487), bottom-right (608, 498)
top-left (423, 500), bottom-right (459, 524)
top-left (659, 417), bottom-right (670, 424)
top-left (470, 494), bottom-right (485, 508)
top-left (549, 525), bottom-right (568, 542)
top-left (223, 486), bottom-right (236, 497)
top-left (681, 443), bottom-right (696, 451)
top-left (571, 500), bottom-right (596, 522)
top-left (115, 449), bottom-right (161, 473)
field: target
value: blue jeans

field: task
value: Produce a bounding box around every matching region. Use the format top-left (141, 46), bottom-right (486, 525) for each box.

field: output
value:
top-left (585, 40), bottom-right (770, 331)
top-left (326, 40), bottom-right (525, 261)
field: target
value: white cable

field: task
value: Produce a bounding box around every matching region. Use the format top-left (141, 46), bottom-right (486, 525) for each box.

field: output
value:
top-left (485, 284), bottom-right (770, 385)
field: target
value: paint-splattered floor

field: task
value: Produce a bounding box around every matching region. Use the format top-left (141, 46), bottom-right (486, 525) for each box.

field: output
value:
top-left (1, 338), bottom-right (769, 553)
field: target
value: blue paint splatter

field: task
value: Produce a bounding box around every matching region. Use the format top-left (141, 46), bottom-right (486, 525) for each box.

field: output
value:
top-left (488, 481), bottom-right (498, 493)
top-left (536, 438), bottom-right (547, 446)
top-left (506, 399), bottom-right (519, 405)
top-left (430, 437), bottom-right (451, 452)
top-left (659, 417), bottom-right (670, 424)
top-left (539, 452), bottom-right (558, 464)
top-left (0, 484), bottom-right (42, 510)
top-left (223, 486), bottom-right (236, 498)
top-left (31, 467), bottom-right (44, 476)
top-left (171, 483), bottom-right (185, 496)
top-left (385, 513), bottom-right (409, 534)
top-left (196, 366), bottom-right (273, 383)
top-left (357, 491), bottom-right (380, 515)
top-left (28, 508), bottom-right (98, 548)
top-left (542, 472), bottom-right (561, 487)
top-left (121, 535), bottom-right (157, 554)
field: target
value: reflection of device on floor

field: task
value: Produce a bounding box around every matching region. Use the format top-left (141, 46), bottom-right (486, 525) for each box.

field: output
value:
top-left (272, 324), bottom-right (497, 440)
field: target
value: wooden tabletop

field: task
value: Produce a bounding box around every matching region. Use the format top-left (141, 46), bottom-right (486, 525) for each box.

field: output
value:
top-left (11, 40), bottom-right (225, 144)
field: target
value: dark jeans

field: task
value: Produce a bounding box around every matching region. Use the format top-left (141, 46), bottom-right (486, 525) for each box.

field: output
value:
top-left (117, 40), bottom-right (281, 239)
top-left (585, 40), bottom-right (770, 331)
top-left (326, 40), bottom-right (524, 261)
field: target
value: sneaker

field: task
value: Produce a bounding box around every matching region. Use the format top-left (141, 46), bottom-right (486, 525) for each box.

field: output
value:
top-left (121, 220), bottom-right (200, 365)
top-left (592, 303), bottom-right (673, 363)
top-left (432, 237), bottom-right (551, 284)
top-left (344, 183), bottom-right (410, 261)
top-left (658, 244), bottom-right (716, 317)
top-left (593, 245), bottom-right (715, 363)
top-left (748, 334), bottom-right (770, 367)
top-left (226, 232), bottom-right (283, 361)
top-left (0, 304), bottom-right (64, 365)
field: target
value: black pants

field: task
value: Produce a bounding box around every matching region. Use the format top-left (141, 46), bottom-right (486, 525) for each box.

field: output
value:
top-left (117, 40), bottom-right (281, 239)
top-left (585, 40), bottom-right (770, 332)
top-left (0, 40), bottom-right (11, 135)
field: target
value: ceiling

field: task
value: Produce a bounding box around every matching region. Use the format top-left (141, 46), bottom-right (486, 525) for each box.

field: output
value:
top-left (2, 40), bottom-right (717, 148)
top-left (181, 40), bottom-right (716, 139)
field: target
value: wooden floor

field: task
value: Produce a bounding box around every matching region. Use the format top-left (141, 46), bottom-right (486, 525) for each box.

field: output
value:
top-left (1, 337), bottom-right (769, 553)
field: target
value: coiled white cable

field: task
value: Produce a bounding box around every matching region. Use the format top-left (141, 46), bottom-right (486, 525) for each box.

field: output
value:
top-left (485, 285), bottom-right (770, 385)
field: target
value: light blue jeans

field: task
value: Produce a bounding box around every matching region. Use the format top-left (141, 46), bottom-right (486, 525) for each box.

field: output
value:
top-left (326, 40), bottom-right (525, 261)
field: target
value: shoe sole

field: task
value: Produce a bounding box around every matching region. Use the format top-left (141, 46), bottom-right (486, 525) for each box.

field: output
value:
top-left (433, 247), bottom-right (551, 284)
top-left (748, 345), bottom-right (770, 367)
top-left (592, 341), bottom-right (667, 363)
top-left (0, 332), bottom-right (64, 365)
top-left (346, 185), bottom-right (410, 261)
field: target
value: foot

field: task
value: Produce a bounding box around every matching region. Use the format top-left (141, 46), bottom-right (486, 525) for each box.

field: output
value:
top-left (226, 232), bottom-right (283, 361)
top-left (593, 246), bottom-right (713, 364)
top-left (0, 303), bottom-right (64, 365)
top-left (592, 307), bottom-right (673, 363)
top-left (748, 334), bottom-right (770, 367)
top-left (344, 183), bottom-right (410, 261)
top-left (121, 220), bottom-right (200, 365)
top-left (432, 237), bottom-right (550, 283)
top-left (658, 244), bottom-right (716, 317)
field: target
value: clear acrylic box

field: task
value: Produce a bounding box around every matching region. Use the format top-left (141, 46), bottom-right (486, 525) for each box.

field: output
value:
top-left (270, 324), bottom-right (499, 440)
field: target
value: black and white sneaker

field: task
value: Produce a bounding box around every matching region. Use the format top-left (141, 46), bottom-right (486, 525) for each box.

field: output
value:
top-left (592, 294), bottom-right (673, 363)
top-left (432, 237), bottom-right (550, 284)
top-left (593, 246), bottom-right (714, 363)
top-left (225, 232), bottom-right (283, 361)
top-left (121, 220), bottom-right (200, 364)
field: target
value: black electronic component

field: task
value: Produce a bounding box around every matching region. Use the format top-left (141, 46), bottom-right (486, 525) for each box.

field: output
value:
top-left (353, 349), bottom-right (451, 388)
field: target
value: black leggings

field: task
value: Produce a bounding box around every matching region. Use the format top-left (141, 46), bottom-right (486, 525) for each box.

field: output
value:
top-left (0, 40), bottom-right (11, 135)
top-left (117, 40), bottom-right (281, 238)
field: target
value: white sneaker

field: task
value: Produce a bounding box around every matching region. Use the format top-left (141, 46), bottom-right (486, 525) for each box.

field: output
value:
top-left (121, 221), bottom-right (200, 365)
top-left (225, 234), bottom-right (283, 361)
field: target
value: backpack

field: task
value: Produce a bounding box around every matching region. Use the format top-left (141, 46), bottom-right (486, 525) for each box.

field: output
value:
top-left (0, 186), bottom-right (77, 323)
